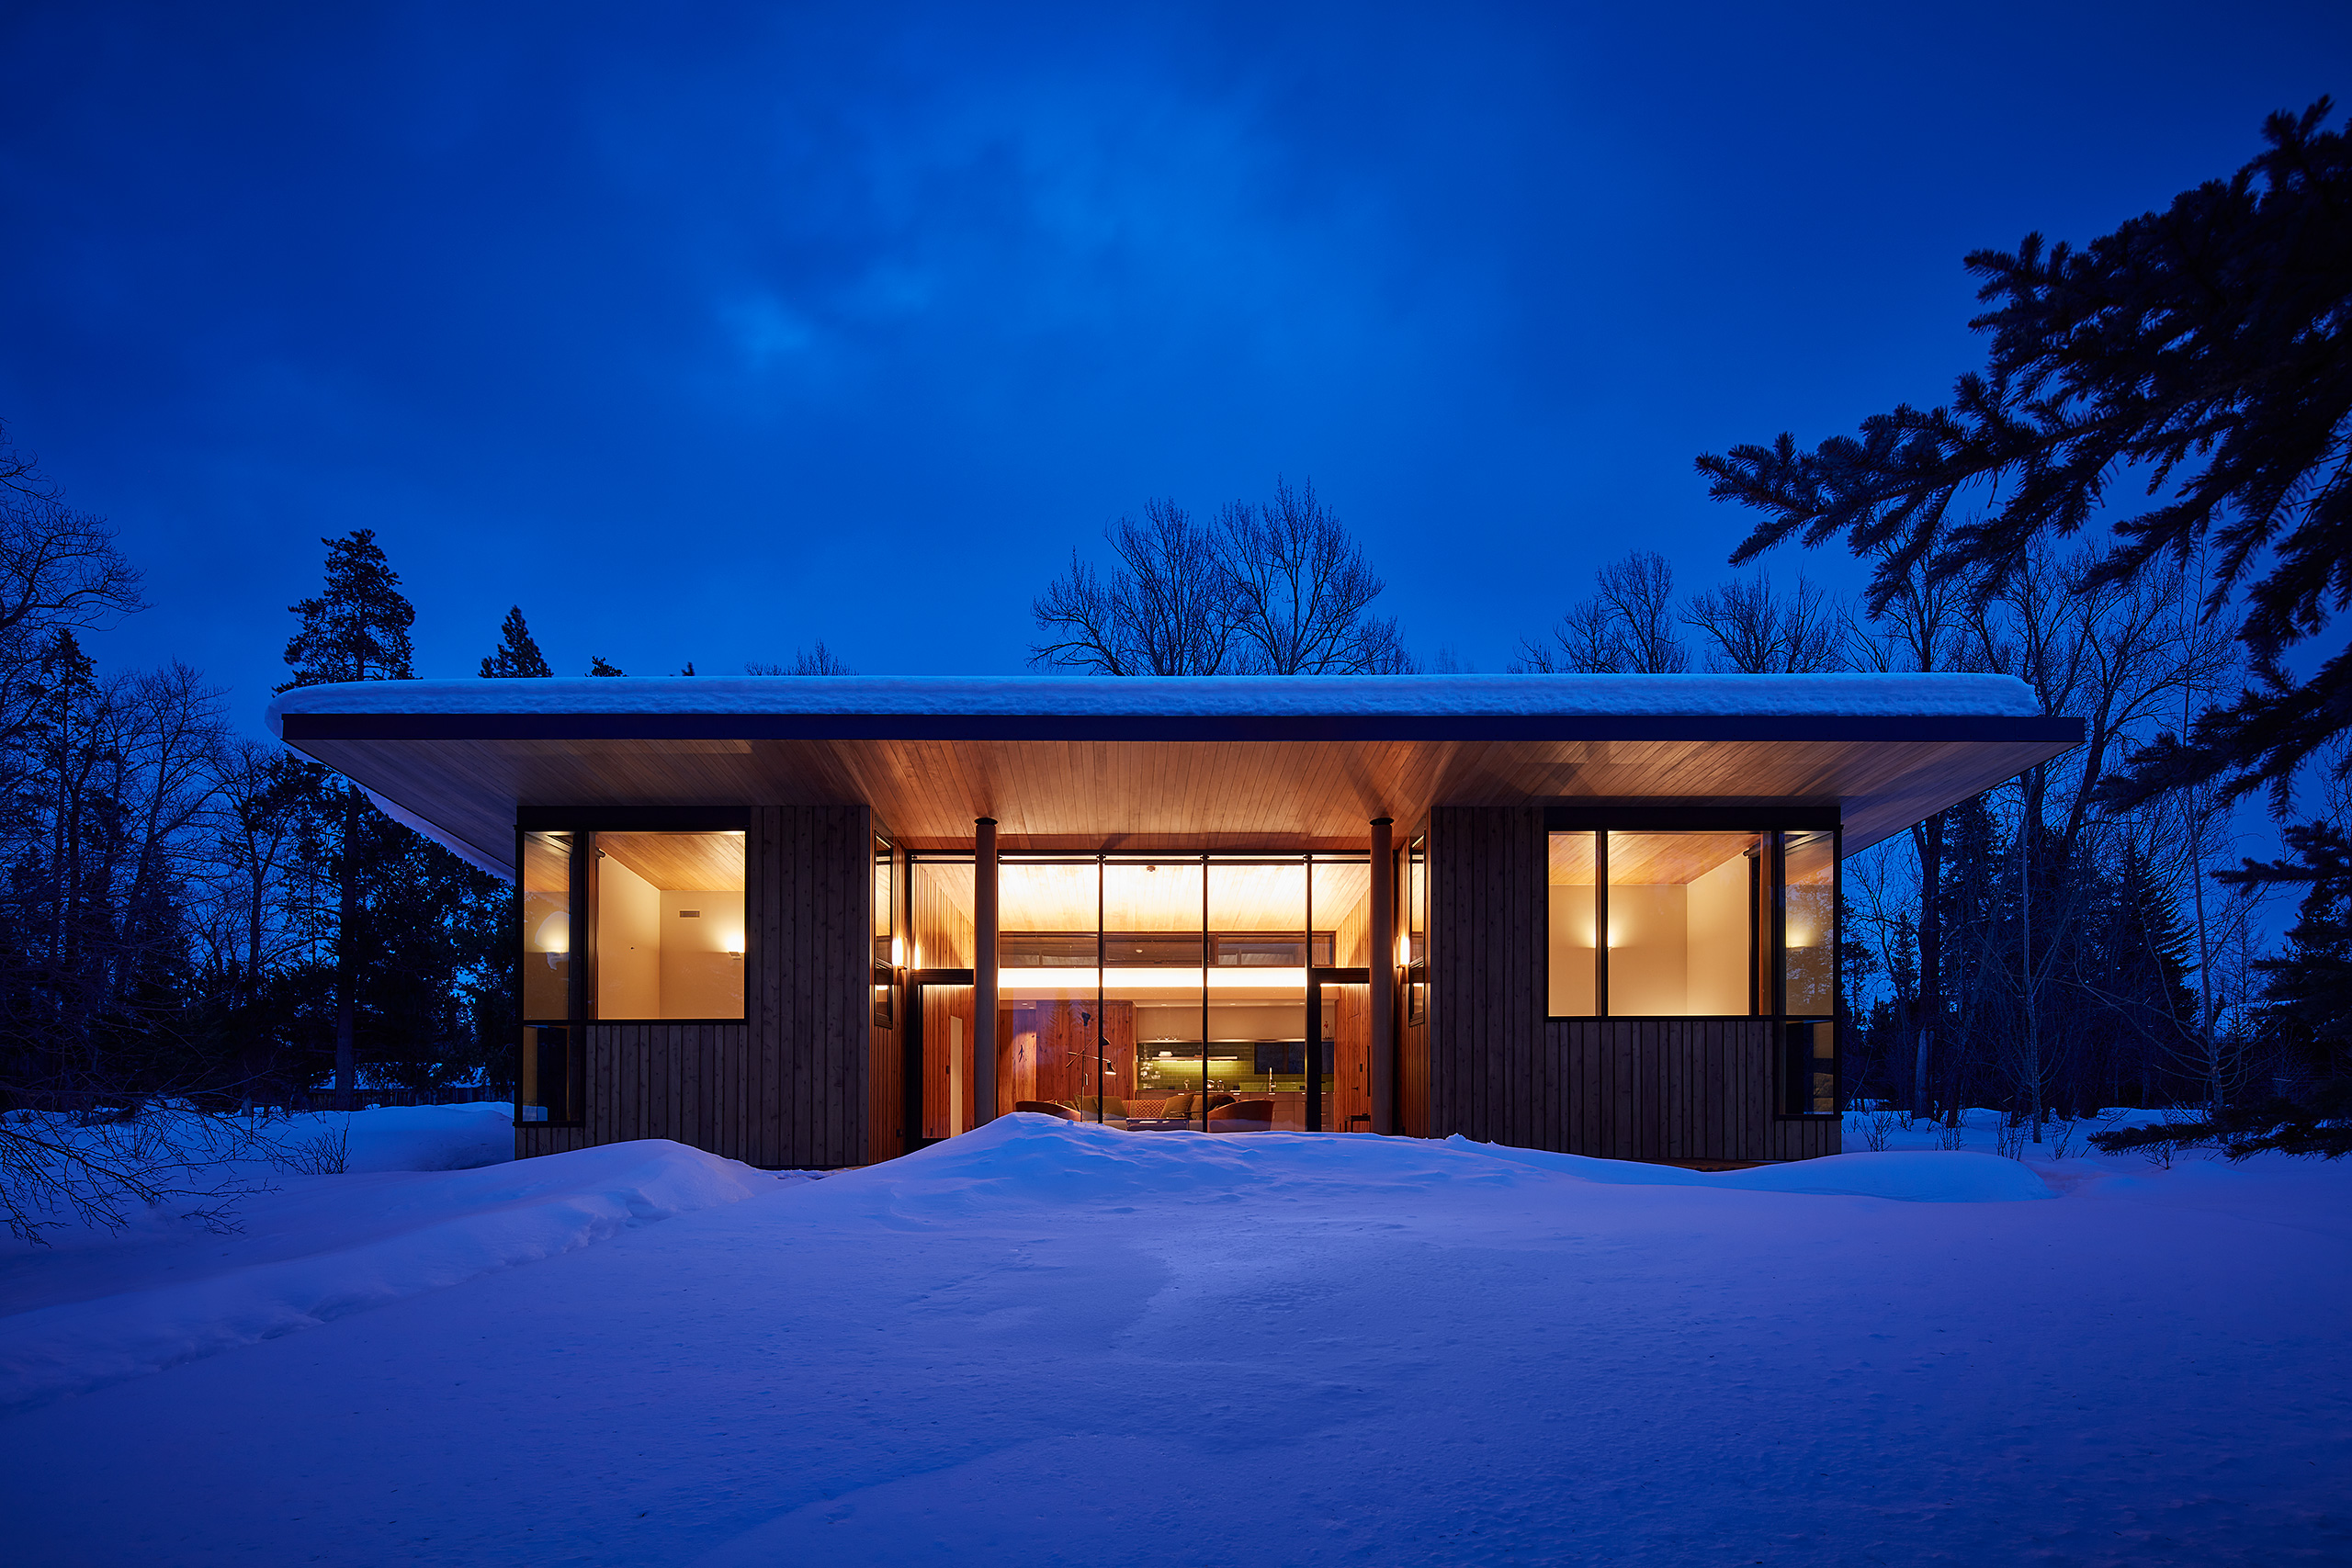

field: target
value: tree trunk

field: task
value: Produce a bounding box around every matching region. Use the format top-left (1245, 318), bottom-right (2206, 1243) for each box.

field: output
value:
top-left (335, 787), bottom-right (357, 1111)
top-left (1912, 811), bottom-right (1945, 1117)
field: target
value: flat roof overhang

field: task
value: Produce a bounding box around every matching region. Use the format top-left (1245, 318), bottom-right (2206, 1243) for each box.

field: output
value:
top-left (268, 674), bottom-right (2085, 876)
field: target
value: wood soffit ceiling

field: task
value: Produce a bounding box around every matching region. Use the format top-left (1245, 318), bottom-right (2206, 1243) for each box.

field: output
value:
top-left (282, 718), bottom-right (2082, 877)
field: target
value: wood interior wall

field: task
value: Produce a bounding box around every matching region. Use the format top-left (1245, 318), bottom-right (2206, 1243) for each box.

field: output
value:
top-left (912, 863), bottom-right (976, 970)
top-left (1329, 983), bottom-right (1373, 1132)
top-left (998, 999), bottom-right (1136, 1111)
top-left (1426, 805), bottom-right (1838, 1163)
top-left (517, 803), bottom-right (876, 1168)
top-left (866, 834), bottom-right (904, 1162)
top-left (920, 984), bottom-right (978, 1139)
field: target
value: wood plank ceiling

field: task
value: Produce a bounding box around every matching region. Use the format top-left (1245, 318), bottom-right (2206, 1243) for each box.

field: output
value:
top-left (290, 729), bottom-right (2077, 877)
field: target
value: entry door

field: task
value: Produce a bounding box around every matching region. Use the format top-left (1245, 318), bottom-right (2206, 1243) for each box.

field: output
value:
top-left (1306, 967), bottom-right (1371, 1133)
top-left (908, 970), bottom-right (974, 1145)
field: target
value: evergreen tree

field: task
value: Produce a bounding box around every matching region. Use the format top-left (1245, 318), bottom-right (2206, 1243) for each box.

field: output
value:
top-left (588, 656), bottom-right (623, 677)
top-left (480, 606), bottom-right (552, 678)
top-left (1697, 100), bottom-right (2351, 810)
top-left (279, 530), bottom-right (481, 1109)
top-left (282, 530), bottom-right (413, 685)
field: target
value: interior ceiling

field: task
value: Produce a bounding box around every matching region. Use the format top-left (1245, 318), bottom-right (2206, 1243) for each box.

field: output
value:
top-left (959, 858), bottom-right (1372, 933)
top-left (290, 729), bottom-right (2078, 876)
top-left (1547, 831), bottom-right (1763, 886)
top-left (596, 830), bottom-right (746, 893)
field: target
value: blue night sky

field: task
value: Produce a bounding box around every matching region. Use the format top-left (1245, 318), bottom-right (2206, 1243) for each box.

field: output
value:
top-left (2, 1), bottom-right (2344, 731)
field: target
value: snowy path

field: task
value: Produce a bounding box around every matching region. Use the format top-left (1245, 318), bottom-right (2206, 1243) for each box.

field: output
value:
top-left (2, 1117), bottom-right (2346, 1566)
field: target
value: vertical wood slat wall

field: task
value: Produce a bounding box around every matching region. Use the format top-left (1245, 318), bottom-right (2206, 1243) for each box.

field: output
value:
top-left (517, 804), bottom-right (876, 1168)
top-left (1427, 805), bottom-right (1840, 1163)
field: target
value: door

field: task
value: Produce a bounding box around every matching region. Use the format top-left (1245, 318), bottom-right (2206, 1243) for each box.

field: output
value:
top-left (909, 971), bottom-right (974, 1145)
top-left (1306, 967), bottom-right (1370, 1132)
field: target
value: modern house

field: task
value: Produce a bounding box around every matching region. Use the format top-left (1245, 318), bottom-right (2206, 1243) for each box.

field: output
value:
top-left (266, 673), bottom-right (2081, 1168)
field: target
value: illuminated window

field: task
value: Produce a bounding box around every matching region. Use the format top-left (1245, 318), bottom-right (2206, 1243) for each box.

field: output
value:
top-left (874, 833), bottom-right (897, 1028)
top-left (1781, 830), bottom-right (1837, 1017)
top-left (1545, 831), bottom-right (1597, 1016)
top-left (521, 830), bottom-right (573, 1021)
top-left (1605, 832), bottom-right (1762, 1017)
top-left (1544, 827), bottom-right (1835, 1038)
top-left (591, 830), bottom-right (746, 1021)
top-left (1406, 834), bottom-right (1427, 1022)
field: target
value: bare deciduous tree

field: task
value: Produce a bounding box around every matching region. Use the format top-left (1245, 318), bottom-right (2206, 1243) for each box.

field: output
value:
top-left (1031, 479), bottom-right (1409, 675)
top-left (1517, 551), bottom-right (1690, 673)
top-left (746, 641), bottom-right (855, 676)
top-left (1681, 570), bottom-right (1845, 673)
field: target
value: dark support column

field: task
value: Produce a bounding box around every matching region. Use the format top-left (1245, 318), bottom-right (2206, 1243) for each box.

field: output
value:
top-left (973, 817), bottom-right (999, 1125)
top-left (1369, 816), bottom-right (1396, 1134)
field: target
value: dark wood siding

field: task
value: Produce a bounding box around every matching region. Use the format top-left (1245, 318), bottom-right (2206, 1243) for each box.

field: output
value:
top-left (1427, 805), bottom-right (1839, 1163)
top-left (1545, 1021), bottom-right (1838, 1162)
top-left (517, 804), bottom-right (875, 1168)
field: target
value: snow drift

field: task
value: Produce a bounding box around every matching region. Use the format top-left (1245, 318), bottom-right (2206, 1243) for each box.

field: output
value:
top-left (0, 1139), bottom-right (761, 1412)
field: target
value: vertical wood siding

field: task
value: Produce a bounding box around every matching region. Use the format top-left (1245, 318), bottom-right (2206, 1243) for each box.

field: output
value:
top-left (516, 804), bottom-right (874, 1168)
top-left (1426, 805), bottom-right (1840, 1163)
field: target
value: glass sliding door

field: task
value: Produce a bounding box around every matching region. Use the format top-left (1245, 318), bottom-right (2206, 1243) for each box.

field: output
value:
top-left (1312, 858), bottom-right (1374, 1133)
top-left (1103, 858), bottom-right (1204, 1127)
top-left (999, 859), bottom-right (1101, 1120)
top-left (1205, 859), bottom-right (1307, 1130)
top-left (922, 847), bottom-right (1387, 1136)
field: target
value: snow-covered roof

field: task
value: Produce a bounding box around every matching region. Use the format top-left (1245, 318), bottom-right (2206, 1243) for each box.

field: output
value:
top-left (268, 671), bottom-right (2047, 733)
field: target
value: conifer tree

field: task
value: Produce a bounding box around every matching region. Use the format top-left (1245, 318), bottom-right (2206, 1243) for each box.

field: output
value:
top-left (480, 606), bottom-right (552, 678)
top-left (280, 530), bottom-right (416, 1108)
top-left (283, 530), bottom-right (413, 685)
top-left (588, 656), bottom-right (623, 677)
top-left (1699, 100), bottom-right (2350, 809)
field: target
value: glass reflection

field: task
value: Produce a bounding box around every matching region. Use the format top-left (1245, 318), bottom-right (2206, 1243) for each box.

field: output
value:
top-left (522, 831), bottom-right (571, 1021)
top-left (1781, 831), bottom-right (1837, 1016)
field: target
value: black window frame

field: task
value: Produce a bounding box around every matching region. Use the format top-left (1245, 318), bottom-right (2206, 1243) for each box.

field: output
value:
top-left (513, 812), bottom-right (752, 1129)
top-left (1538, 809), bottom-right (1841, 1121)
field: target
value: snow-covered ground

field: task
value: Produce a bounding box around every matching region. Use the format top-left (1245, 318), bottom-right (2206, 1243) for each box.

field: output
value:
top-left (2, 1108), bottom-right (2344, 1565)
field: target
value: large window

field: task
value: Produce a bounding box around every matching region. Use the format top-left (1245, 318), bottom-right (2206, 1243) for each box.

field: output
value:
top-left (1605, 831), bottom-right (1765, 1017)
top-left (571, 829), bottom-right (747, 1021)
top-left (1545, 825), bottom-right (1838, 1046)
top-left (907, 850), bottom-right (1371, 1136)
top-left (519, 827), bottom-right (748, 1024)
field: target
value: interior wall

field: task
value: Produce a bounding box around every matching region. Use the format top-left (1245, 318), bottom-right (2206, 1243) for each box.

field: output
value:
top-left (1209, 1002), bottom-right (1306, 1040)
top-left (661, 890), bottom-right (745, 1018)
top-left (1329, 983), bottom-right (1373, 1131)
top-left (1547, 885), bottom-right (1596, 1015)
top-left (913, 863), bottom-right (975, 970)
top-left (921, 984), bottom-right (975, 1139)
top-left (1606, 885), bottom-right (1686, 1014)
top-left (1683, 854), bottom-right (1751, 1015)
top-left (597, 855), bottom-right (662, 1019)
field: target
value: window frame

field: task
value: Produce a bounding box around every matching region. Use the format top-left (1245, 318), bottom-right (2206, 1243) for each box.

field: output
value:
top-left (1537, 811), bottom-right (1841, 1120)
top-left (873, 829), bottom-right (899, 1030)
top-left (514, 813), bottom-right (752, 1033)
top-left (1404, 831), bottom-right (1427, 1024)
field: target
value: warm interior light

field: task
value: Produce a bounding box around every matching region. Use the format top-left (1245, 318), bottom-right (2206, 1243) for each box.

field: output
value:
top-left (534, 911), bottom-right (571, 954)
top-left (890, 935), bottom-right (905, 967)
